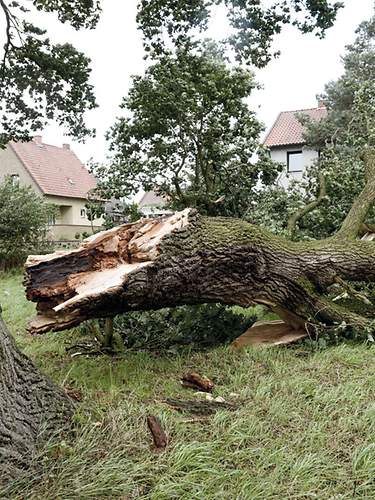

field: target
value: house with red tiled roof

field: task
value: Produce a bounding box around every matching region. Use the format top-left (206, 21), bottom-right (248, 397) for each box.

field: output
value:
top-left (0, 136), bottom-right (103, 239)
top-left (263, 102), bottom-right (327, 187)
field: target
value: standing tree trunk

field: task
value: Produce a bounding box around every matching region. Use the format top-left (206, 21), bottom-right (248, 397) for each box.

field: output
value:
top-left (0, 309), bottom-right (74, 482)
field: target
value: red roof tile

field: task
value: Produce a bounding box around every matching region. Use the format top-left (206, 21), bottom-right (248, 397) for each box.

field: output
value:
top-left (263, 107), bottom-right (327, 147)
top-left (10, 137), bottom-right (97, 199)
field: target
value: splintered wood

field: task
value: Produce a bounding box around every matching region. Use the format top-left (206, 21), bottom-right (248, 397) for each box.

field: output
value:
top-left (25, 209), bottom-right (191, 334)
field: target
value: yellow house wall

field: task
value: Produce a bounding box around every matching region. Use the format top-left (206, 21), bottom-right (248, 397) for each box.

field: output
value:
top-left (0, 145), bottom-right (42, 194)
top-left (45, 195), bottom-right (104, 240)
top-left (0, 145), bottom-right (103, 240)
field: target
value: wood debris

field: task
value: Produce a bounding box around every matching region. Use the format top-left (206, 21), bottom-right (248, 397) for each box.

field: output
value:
top-left (161, 398), bottom-right (237, 415)
top-left (146, 415), bottom-right (168, 450)
top-left (180, 371), bottom-right (214, 392)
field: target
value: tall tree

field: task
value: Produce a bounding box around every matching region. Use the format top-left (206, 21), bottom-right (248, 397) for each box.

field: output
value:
top-left (98, 43), bottom-right (280, 217)
top-left (0, 0), bottom-right (100, 147)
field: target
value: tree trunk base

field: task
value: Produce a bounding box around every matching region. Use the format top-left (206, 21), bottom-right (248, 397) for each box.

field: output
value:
top-left (0, 314), bottom-right (74, 482)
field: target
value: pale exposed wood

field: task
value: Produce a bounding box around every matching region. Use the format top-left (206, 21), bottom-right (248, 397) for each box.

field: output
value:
top-left (231, 320), bottom-right (307, 349)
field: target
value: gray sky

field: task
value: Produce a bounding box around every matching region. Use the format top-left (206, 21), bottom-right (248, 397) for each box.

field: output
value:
top-left (9, 1), bottom-right (375, 163)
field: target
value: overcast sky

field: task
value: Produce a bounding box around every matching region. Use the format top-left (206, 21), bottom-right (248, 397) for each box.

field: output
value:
top-left (8, 0), bottom-right (375, 163)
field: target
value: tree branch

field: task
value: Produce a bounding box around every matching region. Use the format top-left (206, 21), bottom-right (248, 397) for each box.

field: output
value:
top-left (335, 148), bottom-right (375, 240)
top-left (287, 172), bottom-right (327, 237)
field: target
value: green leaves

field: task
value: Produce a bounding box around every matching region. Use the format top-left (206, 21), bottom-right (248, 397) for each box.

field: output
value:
top-left (0, 1), bottom-right (99, 147)
top-left (98, 42), bottom-right (281, 217)
top-left (137, 0), bottom-right (343, 66)
top-left (0, 178), bottom-right (56, 268)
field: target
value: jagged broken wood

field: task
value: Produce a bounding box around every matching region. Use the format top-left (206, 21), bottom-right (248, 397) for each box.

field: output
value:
top-left (181, 371), bottom-right (215, 392)
top-left (25, 194), bottom-right (375, 345)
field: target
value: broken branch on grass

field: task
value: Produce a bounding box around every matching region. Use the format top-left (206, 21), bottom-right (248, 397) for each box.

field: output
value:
top-left (146, 415), bottom-right (168, 450)
top-left (180, 371), bottom-right (214, 392)
top-left (161, 398), bottom-right (238, 415)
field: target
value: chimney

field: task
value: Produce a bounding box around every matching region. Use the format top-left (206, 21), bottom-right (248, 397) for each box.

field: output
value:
top-left (62, 143), bottom-right (70, 150)
top-left (317, 100), bottom-right (326, 108)
top-left (33, 135), bottom-right (42, 144)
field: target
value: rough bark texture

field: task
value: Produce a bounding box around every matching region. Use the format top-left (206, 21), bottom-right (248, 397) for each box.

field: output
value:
top-left (24, 208), bottom-right (375, 339)
top-left (0, 311), bottom-right (74, 482)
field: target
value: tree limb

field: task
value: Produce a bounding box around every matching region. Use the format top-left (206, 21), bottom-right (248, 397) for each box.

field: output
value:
top-left (287, 172), bottom-right (327, 237)
top-left (24, 209), bottom-right (375, 339)
top-left (335, 148), bottom-right (375, 239)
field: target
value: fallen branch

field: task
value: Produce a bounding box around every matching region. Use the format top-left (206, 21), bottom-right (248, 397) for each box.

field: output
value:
top-left (146, 415), bottom-right (168, 450)
top-left (161, 398), bottom-right (238, 415)
top-left (181, 371), bottom-right (214, 392)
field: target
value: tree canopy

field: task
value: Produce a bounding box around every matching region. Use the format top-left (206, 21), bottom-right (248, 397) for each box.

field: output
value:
top-left (0, 0), bottom-right (100, 147)
top-left (0, 1), bottom-right (343, 147)
top-left (96, 43), bottom-right (280, 216)
top-left (137, 0), bottom-right (344, 66)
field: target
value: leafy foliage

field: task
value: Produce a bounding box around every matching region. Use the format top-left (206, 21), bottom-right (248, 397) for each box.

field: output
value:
top-left (137, 0), bottom-right (343, 66)
top-left (254, 15), bottom-right (375, 240)
top-left (97, 43), bottom-right (281, 217)
top-left (111, 304), bottom-right (256, 351)
top-left (0, 0), bottom-right (99, 147)
top-left (0, 178), bottom-right (56, 268)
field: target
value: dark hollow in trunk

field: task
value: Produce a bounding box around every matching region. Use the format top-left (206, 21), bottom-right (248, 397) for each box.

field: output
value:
top-left (0, 312), bottom-right (74, 482)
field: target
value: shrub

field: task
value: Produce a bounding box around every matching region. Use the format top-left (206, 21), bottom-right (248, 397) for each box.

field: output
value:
top-left (0, 179), bottom-right (56, 269)
top-left (112, 304), bottom-right (257, 351)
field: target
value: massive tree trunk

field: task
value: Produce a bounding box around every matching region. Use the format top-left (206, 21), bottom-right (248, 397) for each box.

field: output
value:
top-left (24, 206), bottom-right (375, 340)
top-left (0, 310), bottom-right (74, 482)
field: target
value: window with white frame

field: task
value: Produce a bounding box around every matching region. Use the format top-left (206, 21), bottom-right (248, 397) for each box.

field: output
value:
top-left (80, 208), bottom-right (86, 218)
top-left (287, 150), bottom-right (304, 173)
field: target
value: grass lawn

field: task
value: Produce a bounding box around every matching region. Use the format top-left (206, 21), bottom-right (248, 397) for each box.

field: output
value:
top-left (1, 271), bottom-right (374, 499)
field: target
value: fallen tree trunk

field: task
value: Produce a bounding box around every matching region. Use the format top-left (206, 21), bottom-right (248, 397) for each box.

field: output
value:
top-left (0, 309), bottom-right (74, 481)
top-left (24, 208), bottom-right (375, 340)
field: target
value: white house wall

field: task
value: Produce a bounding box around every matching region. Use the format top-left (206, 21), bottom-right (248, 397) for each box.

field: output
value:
top-left (270, 146), bottom-right (319, 189)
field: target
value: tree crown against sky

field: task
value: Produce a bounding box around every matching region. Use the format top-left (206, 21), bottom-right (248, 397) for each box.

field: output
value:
top-left (95, 43), bottom-right (281, 217)
top-left (137, 0), bottom-right (344, 66)
top-left (0, 0), bottom-right (100, 147)
top-left (0, 0), bottom-right (344, 147)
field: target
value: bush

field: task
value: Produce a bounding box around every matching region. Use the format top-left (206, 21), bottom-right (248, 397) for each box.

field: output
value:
top-left (0, 179), bottom-right (56, 269)
top-left (112, 304), bottom-right (257, 351)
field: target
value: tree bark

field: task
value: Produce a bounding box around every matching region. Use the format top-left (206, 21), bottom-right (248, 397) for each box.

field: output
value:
top-left (24, 208), bottom-right (375, 339)
top-left (0, 309), bottom-right (74, 482)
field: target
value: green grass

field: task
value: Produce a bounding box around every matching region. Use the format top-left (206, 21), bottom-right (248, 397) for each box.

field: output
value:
top-left (1, 271), bottom-right (374, 499)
